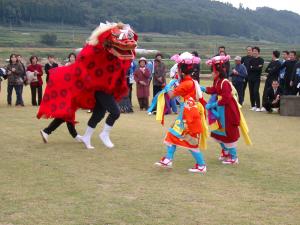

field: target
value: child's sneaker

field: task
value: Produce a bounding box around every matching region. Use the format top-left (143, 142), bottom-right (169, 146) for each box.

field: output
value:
top-left (154, 157), bottom-right (173, 168)
top-left (218, 149), bottom-right (230, 161)
top-left (188, 164), bottom-right (207, 173)
top-left (222, 157), bottom-right (239, 165)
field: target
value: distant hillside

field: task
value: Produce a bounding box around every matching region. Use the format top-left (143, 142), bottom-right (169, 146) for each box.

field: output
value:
top-left (1, 0), bottom-right (300, 43)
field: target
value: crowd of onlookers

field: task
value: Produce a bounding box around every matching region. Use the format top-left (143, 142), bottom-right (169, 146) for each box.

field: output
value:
top-left (0, 47), bottom-right (299, 115)
top-left (0, 53), bottom-right (76, 107)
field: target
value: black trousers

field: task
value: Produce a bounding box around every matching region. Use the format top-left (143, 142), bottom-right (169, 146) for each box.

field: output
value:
top-left (128, 84), bottom-right (133, 104)
top-left (30, 85), bottom-right (43, 106)
top-left (44, 118), bottom-right (77, 138)
top-left (153, 85), bottom-right (163, 98)
top-left (263, 101), bottom-right (280, 112)
top-left (138, 97), bottom-right (149, 110)
top-left (262, 79), bottom-right (272, 106)
top-left (242, 78), bottom-right (248, 101)
top-left (7, 84), bottom-right (24, 105)
top-left (88, 91), bottom-right (120, 128)
top-left (248, 79), bottom-right (261, 108)
top-left (232, 81), bottom-right (244, 105)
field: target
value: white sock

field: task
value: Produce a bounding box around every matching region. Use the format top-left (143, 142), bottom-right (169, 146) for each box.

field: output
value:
top-left (99, 124), bottom-right (114, 148)
top-left (75, 135), bottom-right (82, 142)
top-left (81, 126), bottom-right (95, 149)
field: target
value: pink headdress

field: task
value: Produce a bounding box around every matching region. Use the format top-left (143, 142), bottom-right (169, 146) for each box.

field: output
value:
top-left (171, 52), bottom-right (201, 65)
top-left (206, 55), bottom-right (231, 66)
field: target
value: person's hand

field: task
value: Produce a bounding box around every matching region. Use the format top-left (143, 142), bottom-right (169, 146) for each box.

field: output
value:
top-left (140, 81), bottom-right (146, 86)
top-left (158, 77), bottom-right (163, 82)
top-left (290, 81), bottom-right (293, 87)
top-left (11, 68), bottom-right (16, 72)
top-left (200, 86), bottom-right (206, 92)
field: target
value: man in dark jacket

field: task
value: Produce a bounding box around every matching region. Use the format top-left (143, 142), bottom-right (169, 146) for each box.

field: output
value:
top-left (230, 56), bottom-right (248, 105)
top-left (44, 55), bottom-right (59, 83)
top-left (262, 80), bottom-right (282, 113)
top-left (241, 46), bottom-right (253, 98)
top-left (280, 51), bottom-right (297, 95)
top-left (292, 60), bottom-right (300, 95)
top-left (262, 50), bottom-right (282, 110)
top-left (248, 46), bottom-right (264, 112)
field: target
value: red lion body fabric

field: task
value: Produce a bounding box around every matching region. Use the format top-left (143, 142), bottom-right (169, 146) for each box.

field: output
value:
top-left (37, 25), bottom-right (136, 123)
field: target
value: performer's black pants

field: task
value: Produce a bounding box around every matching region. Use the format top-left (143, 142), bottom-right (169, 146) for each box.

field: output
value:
top-left (248, 79), bottom-right (261, 108)
top-left (88, 91), bottom-right (120, 128)
top-left (44, 118), bottom-right (77, 138)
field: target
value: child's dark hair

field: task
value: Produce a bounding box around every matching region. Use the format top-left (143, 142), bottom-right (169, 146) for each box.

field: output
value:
top-left (214, 63), bottom-right (227, 79)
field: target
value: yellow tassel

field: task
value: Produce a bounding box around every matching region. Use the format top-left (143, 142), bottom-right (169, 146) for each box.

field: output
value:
top-left (156, 92), bottom-right (165, 123)
top-left (197, 103), bottom-right (209, 150)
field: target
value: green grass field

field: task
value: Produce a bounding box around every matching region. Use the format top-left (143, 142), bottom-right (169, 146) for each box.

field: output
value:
top-left (0, 79), bottom-right (299, 225)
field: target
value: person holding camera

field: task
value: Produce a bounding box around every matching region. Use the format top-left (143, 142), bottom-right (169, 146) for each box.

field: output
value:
top-left (27, 56), bottom-right (43, 106)
top-left (6, 54), bottom-right (25, 106)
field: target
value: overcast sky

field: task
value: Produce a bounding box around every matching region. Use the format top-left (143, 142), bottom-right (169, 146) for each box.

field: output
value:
top-left (215, 0), bottom-right (300, 15)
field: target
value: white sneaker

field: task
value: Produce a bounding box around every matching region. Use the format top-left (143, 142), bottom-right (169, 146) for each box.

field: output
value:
top-left (80, 136), bottom-right (95, 149)
top-left (154, 157), bottom-right (173, 168)
top-left (260, 107), bottom-right (266, 112)
top-left (250, 107), bottom-right (257, 111)
top-left (255, 108), bottom-right (261, 112)
top-left (99, 132), bottom-right (114, 148)
top-left (148, 111), bottom-right (152, 116)
top-left (40, 130), bottom-right (49, 143)
top-left (75, 135), bottom-right (83, 143)
top-left (222, 157), bottom-right (239, 165)
top-left (188, 164), bottom-right (207, 173)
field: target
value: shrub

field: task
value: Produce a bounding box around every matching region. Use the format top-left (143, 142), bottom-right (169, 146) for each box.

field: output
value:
top-left (40, 33), bottom-right (57, 46)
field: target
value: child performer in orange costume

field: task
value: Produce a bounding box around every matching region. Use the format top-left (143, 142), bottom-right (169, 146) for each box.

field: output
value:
top-left (154, 52), bottom-right (208, 173)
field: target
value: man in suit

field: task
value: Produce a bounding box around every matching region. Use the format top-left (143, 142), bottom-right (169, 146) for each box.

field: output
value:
top-left (262, 50), bottom-right (282, 110)
top-left (263, 80), bottom-right (282, 113)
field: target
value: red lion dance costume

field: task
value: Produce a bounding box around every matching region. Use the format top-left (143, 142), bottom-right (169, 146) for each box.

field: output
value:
top-left (38, 22), bottom-right (138, 149)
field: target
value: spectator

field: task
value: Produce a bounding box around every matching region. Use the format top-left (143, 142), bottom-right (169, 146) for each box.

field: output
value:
top-left (65, 53), bottom-right (76, 66)
top-left (291, 59), bottom-right (300, 95)
top-left (44, 55), bottom-right (58, 83)
top-left (241, 46), bottom-right (253, 99)
top-left (230, 56), bottom-right (248, 105)
top-left (262, 50), bottom-right (281, 111)
top-left (153, 53), bottom-right (166, 98)
top-left (128, 60), bottom-right (137, 104)
top-left (16, 55), bottom-right (26, 81)
top-left (191, 51), bottom-right (201, 83)
top-left (134, 57), bottom-right (151, 110)
top-left (280, 51), bottom-right (297, 95)
top-left (279, 51), bottom-right (289, 90)
top-left (262, 80), bottom-right (282, 113)
top-left (6, 54), bottom-right (25, 106)
top-left (27, 56), bottom-right (43, 106)
top-left (219, 51), bottom-right (230, 78)
top-left (248, 47), bottom-right (264, 112)
top-left (17, 55), bottom-right (26, 102)
top-left (0, 68), bottom-right (6, 93)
